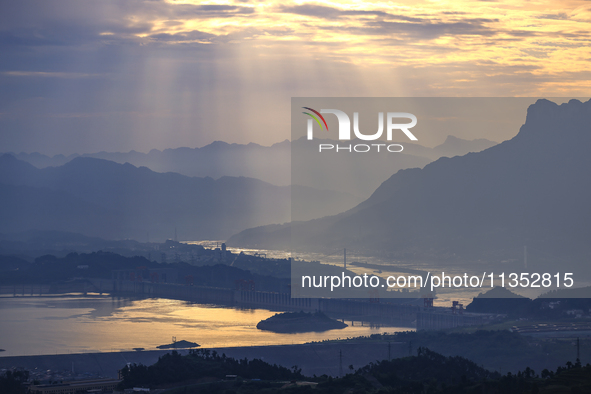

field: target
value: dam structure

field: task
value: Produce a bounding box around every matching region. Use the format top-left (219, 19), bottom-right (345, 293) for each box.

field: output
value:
top-left (104, 276), bottom-right (495, 330)
top-left (1, 277), bottom-right (497, 331)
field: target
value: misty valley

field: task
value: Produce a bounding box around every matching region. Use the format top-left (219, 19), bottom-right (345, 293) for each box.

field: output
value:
top-left (2, 98), bottom-right (591, 393)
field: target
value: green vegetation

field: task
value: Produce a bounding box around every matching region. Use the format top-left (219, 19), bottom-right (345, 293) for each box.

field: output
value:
top-left (0, 370), bottom-right (29, 394)
top-left (118, 350), bottom-right (302, 390)
top-left (120, 347), bottom-right (591, 393)
top-left (256, 311), bottom-right (347, 333)
top-left (0, 251), bottom-right (289, 293)
top-left (157, 340), bottom-right (200, 349)
top-left (0, 252), bottom-right (154, 284)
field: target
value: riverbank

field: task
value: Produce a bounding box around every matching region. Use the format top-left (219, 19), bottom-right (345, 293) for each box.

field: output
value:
top-left (0, 341), bottom-right (406, 378)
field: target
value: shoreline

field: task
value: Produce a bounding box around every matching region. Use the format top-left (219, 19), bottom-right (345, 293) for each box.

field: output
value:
top-left (0, 341), bottom-right (406, 378)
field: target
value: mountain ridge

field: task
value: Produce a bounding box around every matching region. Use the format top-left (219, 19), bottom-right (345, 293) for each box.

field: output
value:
top-left (4, 136), bottom-right (497, 198)
top-left (0, 155), bottom-right (360, 241)
top-left (228, 98), bottom-right (591, 267)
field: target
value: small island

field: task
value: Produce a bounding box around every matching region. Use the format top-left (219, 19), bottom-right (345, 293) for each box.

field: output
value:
top-left (256, 311), bottom-right (347, 333)
top-left (157, 340), bottom-right (200, 349)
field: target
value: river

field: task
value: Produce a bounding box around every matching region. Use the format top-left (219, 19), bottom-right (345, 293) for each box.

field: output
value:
top-left (186, 241), bottom-right (557, 306)
top-left (0, 294), bottom-right (412, 358)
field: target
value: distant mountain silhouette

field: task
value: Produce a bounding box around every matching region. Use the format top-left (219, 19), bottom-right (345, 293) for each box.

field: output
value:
top-left (6, 141), bottom-right (292, 185)
top-left (228, 99), bottom-right (591, 268)
top-left (5, 136), bottom-right (497, 199)
top-left (0, 156), bottom-right (359, 241)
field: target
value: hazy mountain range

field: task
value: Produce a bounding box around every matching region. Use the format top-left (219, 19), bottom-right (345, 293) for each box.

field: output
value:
top-left (0, 155), bottom-right (360, 241)
top-left (4, 136), bottom-right (497, 199)
top-left (228, 99), bottom-right (591, 268)
top-left (0, 125), bottom-right (499, 244)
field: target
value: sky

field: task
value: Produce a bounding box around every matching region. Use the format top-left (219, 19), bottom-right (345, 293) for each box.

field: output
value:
top-left (1, 0), bottom-right (590, 155)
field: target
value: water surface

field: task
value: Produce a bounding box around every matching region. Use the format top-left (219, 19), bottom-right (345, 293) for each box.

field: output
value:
top-left (0, 295), bottom-right (412, 357)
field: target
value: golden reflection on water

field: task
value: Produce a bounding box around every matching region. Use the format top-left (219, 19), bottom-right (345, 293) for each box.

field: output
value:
top-left (0, 295), bottom-right (412, 357)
